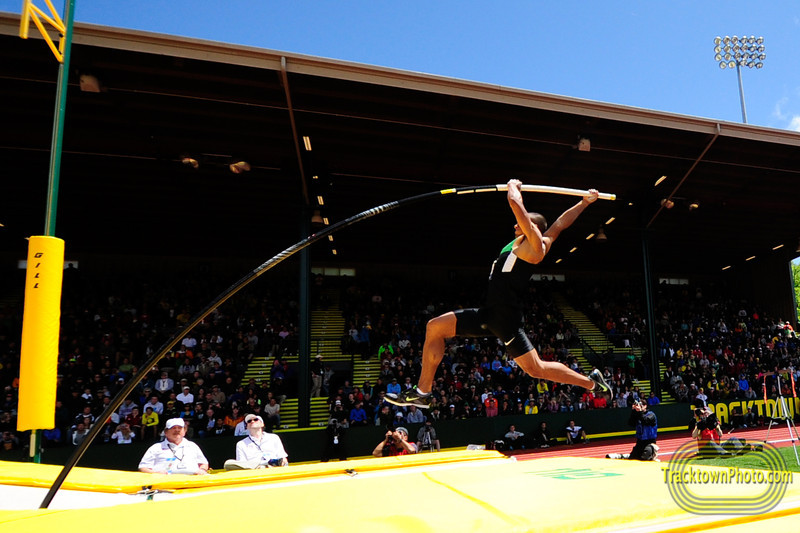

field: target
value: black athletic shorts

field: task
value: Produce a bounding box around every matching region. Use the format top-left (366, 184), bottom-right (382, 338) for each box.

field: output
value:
top-left (453, 307), bottom-right (534, 359)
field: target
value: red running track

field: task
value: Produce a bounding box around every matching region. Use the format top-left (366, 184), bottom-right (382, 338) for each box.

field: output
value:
top-left (505, 425), bottom-right (800, 461)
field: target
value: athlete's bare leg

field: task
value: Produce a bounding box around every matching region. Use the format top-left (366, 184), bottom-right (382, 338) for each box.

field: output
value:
top-left (514, 349), bottom-right (596, 390)
top-left (388, 313), bottom-right (608, 409)
top-left (416, 312), bottom-right (457, 394)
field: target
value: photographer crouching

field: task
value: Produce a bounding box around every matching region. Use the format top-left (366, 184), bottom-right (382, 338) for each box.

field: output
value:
top-left (691, 406), bottom-right (729, 458)
top-left (373, 427), bottom-right (418, 457)
top-left (607, 399), bottom-right (659, 461)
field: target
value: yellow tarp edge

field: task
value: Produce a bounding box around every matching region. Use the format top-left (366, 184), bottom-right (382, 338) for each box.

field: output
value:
top-left (0, 450), bottom-right (506, 492)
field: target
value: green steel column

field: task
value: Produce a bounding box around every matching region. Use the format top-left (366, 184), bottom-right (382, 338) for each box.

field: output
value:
top-left (44, 0), bottom-right (75, 236)
top-left (31, 0), bottom-right (75, 465)
top-left (641, 229), bottom-right (661, 398)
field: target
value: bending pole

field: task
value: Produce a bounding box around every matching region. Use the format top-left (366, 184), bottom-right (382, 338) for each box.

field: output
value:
top-left (39, 182), bottom-right (614, 508)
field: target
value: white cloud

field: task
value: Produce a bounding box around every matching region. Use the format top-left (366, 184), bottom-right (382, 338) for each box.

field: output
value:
top-left (772, 96), bottom-right (800, 131)
top-left (773, 97), bottom-right (789, 120)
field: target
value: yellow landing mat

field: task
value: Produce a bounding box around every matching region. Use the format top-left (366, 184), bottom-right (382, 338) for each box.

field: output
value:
top-left (1, 452), bottom-right (799, 532)
top-left (0, 450), bottom-right (501, 492)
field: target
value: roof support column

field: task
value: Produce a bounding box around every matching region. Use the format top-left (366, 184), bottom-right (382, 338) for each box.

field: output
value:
top-left (281, 57), bottom-right (310, 427)
top-left (641, 228), bottom-right (661, 399)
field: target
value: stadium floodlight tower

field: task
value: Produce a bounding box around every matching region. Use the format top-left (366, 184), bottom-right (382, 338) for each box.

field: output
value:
top-left (714, 35), bottom-right (765, 123)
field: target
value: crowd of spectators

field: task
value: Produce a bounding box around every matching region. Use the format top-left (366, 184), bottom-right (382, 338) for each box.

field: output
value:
top-left (570, 280), bottom-right (799, 414)
top-left (0, 264), bottom-right (303, 452)
top-left (652, 283), bottom-right (798, 411)
top-left (0, 264), bottom-right (797, 457)
top-left (329, 276), bottom-right (798, 431)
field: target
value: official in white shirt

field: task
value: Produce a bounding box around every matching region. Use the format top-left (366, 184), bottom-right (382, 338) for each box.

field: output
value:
top-left (138, 418), bottom-right (209, 475)
top-left (225, 414), bottom-right (288, 470)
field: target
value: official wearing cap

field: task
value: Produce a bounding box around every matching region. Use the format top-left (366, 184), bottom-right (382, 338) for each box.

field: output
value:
top-left (138, 418), bottom-right (209, 474)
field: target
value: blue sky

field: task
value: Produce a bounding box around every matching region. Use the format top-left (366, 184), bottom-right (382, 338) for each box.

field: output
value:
top-left (4, 1), bottom-right (800, 131)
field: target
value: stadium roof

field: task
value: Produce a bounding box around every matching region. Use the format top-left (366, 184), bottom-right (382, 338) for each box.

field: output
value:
top-left (2, 13), bottom-right (799, 276)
